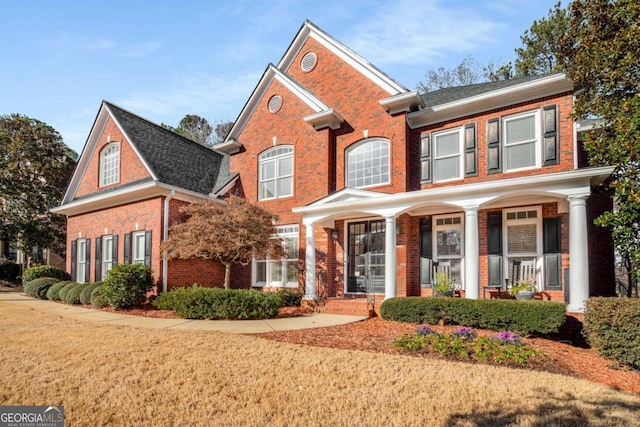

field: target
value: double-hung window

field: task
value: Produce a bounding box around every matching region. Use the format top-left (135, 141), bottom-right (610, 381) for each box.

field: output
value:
top-left (259, 146), bottom-right (293, 200)
top-left (433, 128), bottom-right (463, 183)
top-left (503, 110), bottom-right (541, 171)
top-left (345, 138), bottom-right (390, 188)
top-left (102, 235), bottom-right (114, 279)
top-left (77, 239), bottom-right (89, 283)
top-left (254, 225), bottom-right (299, 287)
top-left (132, 231), bottom-right (147, 265)
top-left (99, 143), bottom-right (120, 186)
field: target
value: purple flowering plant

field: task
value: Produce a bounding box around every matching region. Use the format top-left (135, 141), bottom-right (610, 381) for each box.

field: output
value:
top-left (452, 326), bottom-right (477, 340)
top-left (415, 325), bottom-right (436, 336)
top-left (491, 330), bottom-right (522, 345)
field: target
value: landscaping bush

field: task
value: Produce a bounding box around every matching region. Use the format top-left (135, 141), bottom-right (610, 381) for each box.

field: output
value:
top-left (380, 297), bottom-right (566, 335)
top-left (153, 286), bottom-right (283, 319)
top-left (46, 281), bottom-right (73, 301)
top-left (24, 277), bottom-right (62, 299)
top-left (0, 258), bottom-right (20, 280)
top-left (22, 264), bottom-right (67, 284)
top-left (583, 297), bottom-right (640, 370)
top-left (79, 282), bottom-right (102, 305)
top-left (90, 284), bottom-right (108, 308)
top-left (102, 264), bottom-right (154, 309)
top-left (58, 281), bottom-right (79, 303)
top-left (277, 288), bottom-right (303, 306)
top-left (65, 282), bottom-right (90, 305)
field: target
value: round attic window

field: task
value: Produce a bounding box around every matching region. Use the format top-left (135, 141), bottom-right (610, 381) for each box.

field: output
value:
top-left (300, 52), bottom-right (317, 72)
top-left (268, 95), bottom-right (283, 113)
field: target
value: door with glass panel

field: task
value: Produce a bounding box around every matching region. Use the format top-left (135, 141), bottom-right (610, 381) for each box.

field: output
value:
top-left (433, 215), bottom-right (463, 289)
top-left (504, 207), bottom-right (541, 289)
top-left (347, 220), bottom-right (385, 294)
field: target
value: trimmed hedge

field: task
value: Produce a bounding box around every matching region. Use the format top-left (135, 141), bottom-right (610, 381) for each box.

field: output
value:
top-left (102, 264), bottom-right (154, 309)
top-left (153, 286), bottom-right (283, 320)
top-left (46, 280), bottom-right (74, 301)
top-left (22, 265), bottom-right (67, 284)
top-left (65, 282), bottom-right (89, 305)
top-left (0, 258), bottom-right (20, 280)
top-left (584, 297), bottom-right (640, 370)
top-left (277, 289), bottom-right (303, 306)
top-left (80, 282), bottom-right (102, 305)
top-left (380, 297), bottom-right (566, 335)
top-left (90, 285), bottom-right (108, 308)
top-left (58, 281), bottom-right (79, 303)
top-left (24, 277), bottom-right (62, 299)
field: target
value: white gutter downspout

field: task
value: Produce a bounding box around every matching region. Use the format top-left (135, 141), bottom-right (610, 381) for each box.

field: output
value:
top-left (162, 190), bottom-right (175, 293)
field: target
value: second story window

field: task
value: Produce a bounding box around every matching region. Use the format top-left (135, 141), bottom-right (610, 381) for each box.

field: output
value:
top-left (504, 110), bottom-right (541, 172)
top-left (346, 138), bottom-right (390, 188)
top-left (259, 146), bottom-right (293, 201)
top-left (433, 128), bottom-right (463, 183)
top-left (99, 143), bottom-right (120, 187)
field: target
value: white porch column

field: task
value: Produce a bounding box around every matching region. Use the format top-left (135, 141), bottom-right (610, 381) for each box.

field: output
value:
top-left (464, 206), bottom-right (480, 299)
top-left (568, 195), bottom-right (590, 312)
top-left (303, 222), bottom-right (317, 300)
top-left (384, 215), bottom-right (397, 300)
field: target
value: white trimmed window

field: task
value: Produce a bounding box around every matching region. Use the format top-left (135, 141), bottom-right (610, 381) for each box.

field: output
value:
top-left (99, 143), bottom-right (120, 186)
top-left (433, 128), bottom-right (463, 183)
top-left (433, 214), bottom-right (464, 287)
top-left (346, 138), bottom-right (390, 188)
top-left (254, 225), bottom-right (299, 287)
top-left (503, 206), bottom-right (542, 289)
top-left (77, 239), bottom-right (88, 283)
top-left (132, 231), bottom-right (146, 265)
top-left (503, 110), bottom-right (541, 172)
top-left (259, 146), bottom-right (293, 200)
top-left (102, 235), bottom-right (114, 280)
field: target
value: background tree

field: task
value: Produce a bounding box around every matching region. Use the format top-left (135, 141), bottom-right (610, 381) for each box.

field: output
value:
top-left (416, 56), bottom-right (484, 92)
top-left (0, 114), bottom-right (76, 263)
top-left (163, 196), bottom-right (284, 289)
top-left (559, 0), bottom-right (640, 297)
top-left (162, 115), bottom-right (233, 147)
top-left (213, 120), bottom-right (234, 145)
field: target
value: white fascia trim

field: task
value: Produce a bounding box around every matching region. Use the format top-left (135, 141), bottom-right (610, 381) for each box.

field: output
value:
top-left (407, 74), bottom-right (573, 128)
top-left (209, 175), bottom-right (240, 198)
top-left (104, 103), bottom-right (157, 181)
top-left (293, 166), bottom-right (614, 216)
top-left (379, 91), bottom-right (423, 114)
top-left (213, 139), bottom-right (243, 154)
top-left (303, 108), bottom-right (344, 130)
top-left (278, 21), bottom-right (406, 96)
top-left (306, 187), bottom-right (387, 207)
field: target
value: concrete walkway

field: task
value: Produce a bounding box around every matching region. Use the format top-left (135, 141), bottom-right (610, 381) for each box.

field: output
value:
top-left (0, 291), bottom-right (366, 333)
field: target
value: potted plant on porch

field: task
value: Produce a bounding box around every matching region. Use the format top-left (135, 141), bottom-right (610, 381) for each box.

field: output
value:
top-left (509, 275), bottom-right (536, 300)
top-left (434, 271), bottom-right (454, 297)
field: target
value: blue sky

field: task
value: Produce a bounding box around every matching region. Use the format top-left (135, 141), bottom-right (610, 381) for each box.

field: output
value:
top-left (1, 0), bottom-right (560, 154)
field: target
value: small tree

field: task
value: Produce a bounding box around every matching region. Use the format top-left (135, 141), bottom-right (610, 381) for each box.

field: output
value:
top-left (163, 196), bottom-right (285, 289)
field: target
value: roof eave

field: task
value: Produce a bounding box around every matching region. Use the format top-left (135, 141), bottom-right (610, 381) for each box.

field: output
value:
top-left (303, 109), bottom-right (344, 130)
top-left (379, 91), bottom-right (423, 115)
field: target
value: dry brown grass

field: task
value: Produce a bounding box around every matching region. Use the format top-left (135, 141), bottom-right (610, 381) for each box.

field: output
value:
top-left (1, 302), bottom-right (639, 426)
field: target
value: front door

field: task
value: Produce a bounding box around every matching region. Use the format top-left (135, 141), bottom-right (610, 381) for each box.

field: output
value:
top-left (347, 220), bottom-right (385, 294)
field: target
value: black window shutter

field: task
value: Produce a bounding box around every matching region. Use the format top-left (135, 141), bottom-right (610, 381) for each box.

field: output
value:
top-left (420, 217), bottom-right (433, 286)
top-left (84, 239), bottom-right (91, 283)
top-left (543, 217), bottom-right (562, 290)
top-left (94, 236), bottom-right (102, 282)
top-left (420, 133), bottom-right (431, 183)
top-left (70, 240), bottom-right (77, 282)
top-left (112, 235), bottom-right (119, 265)
top-left (487, 118), bottom-right (501, 174)
top-left (487, 211), bottom-right (502, 255)
top-left (543, 105), bottom-right (559, 166)
top-left (124, 233), bottom-right (131, 264)
top-left (464, 123), bottom-right (477, 176)
top-left (144, 230), bottom-right (152, 267)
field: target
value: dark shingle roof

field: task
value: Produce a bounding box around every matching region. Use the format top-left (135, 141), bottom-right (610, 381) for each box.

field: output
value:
top-left (420, 74), bottom-right (555, 107)
top-left (105, 101), bottom-right (231, 196)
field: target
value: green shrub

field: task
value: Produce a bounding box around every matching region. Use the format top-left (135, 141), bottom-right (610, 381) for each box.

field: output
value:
top-left (58, 281), bottom-right (79, 303)
top-left (46, 281), bottom-right (73, 300)
top-left (277, 288), bottom-right (303, 306)
top-left (584, 297), bottom-right (640, 370)
top-left (380, 297), bottom-right (566, 335)
top-left (0, 258), bottom-right (20, 280)
top-left (24, 277), bottom-right (62, 299)
top-left (64, 282), bottom-right (90, 305)
top-left (22, 264), bottom-right (67, 284)
top-left (90, 285), bottom-right (108, 308)
top-left (79, 282), bottom-right (102, 305)
top-left (102, 264), bottom-right (154, 309)
top-left (153, 286), bottom-right (283, 320)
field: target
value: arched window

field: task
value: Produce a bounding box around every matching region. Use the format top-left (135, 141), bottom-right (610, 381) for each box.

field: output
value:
top-left (345, 138), bottom-right (390, 188)
top-left (99, 143), bottom-right (120, 187)
top-left (259, 145), bottom-right (293, 200)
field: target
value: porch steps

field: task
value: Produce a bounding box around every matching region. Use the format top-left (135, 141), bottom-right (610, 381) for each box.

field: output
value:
top-left (316, 296), bottom-right (383, 317)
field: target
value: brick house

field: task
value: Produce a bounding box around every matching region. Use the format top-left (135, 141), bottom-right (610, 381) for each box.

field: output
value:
top-left (53, 20), bottom-right (614, 313)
